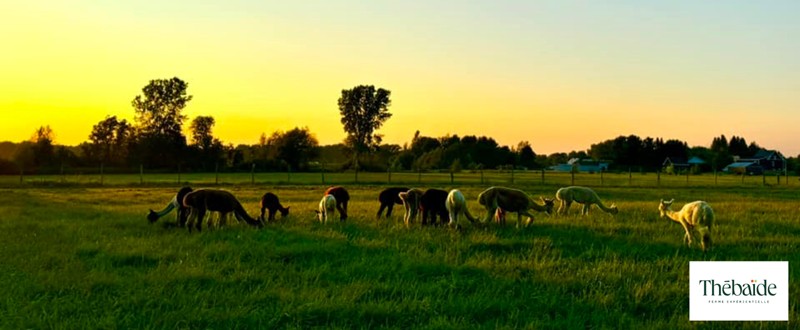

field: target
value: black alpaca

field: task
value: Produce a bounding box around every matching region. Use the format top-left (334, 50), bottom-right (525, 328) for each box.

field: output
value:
top-left (259, 192), bottom-right (290, 221)
top-left (420, 188), bottom-right (449, 225)
top-left (377, 187), bottom-right (410, 218)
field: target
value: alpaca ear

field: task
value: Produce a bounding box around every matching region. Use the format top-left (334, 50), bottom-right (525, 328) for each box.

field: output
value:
top-left (314, 210), bottom-right (320, 214)
top-left (667, 199), bottom-right (674, 204)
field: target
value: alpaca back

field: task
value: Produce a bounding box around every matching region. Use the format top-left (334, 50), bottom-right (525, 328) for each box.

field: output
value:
top-left (319, 195), bottom-right (337, 222)
top-left (683, 201), bottom-right (714, 229)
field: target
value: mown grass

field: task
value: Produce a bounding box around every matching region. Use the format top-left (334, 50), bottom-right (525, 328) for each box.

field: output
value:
top-left (0, 185), bottom-right (797, 329)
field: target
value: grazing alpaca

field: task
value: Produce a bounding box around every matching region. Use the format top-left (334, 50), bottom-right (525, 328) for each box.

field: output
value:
top-left (659, 199), bottom-right (715, 251)
top-left (420, 188), bottom-right (450, 226)
top-left (377, 187), bottom-right (410, 218)
top-left (555, 186), bottom-right (618, 216)
top-left (399, 188), bottom-right (423, 228)
top-left (147, 187), bottom-right (194, 226)
top-left (182, 189), bottom-right (263, 232)
top-left (259, 192), bottom-right (289, 222)
top-left (316, 194), bottom-right (337, 223)
top-left (477, 186), bottom-right (554, 228)
top-left (324, 186), bottom-right (350, 221)
top-left (445, 189), bottom-right (477, 228)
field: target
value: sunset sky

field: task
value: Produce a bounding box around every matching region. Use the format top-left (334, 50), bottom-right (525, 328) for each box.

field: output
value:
top-left (1, 1), bottom-right (798, 155)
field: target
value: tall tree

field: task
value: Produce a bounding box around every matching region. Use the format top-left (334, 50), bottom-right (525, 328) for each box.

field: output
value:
top-left (131, 77), bottom-right (192, 168)
top-left (517, 141), bottom-right (537, 169)
top-left (338, 85), bottom-right (392, 169)
top-left (30, 125), bottom-right (56, 167)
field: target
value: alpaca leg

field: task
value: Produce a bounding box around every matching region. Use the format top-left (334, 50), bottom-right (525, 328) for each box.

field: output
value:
top-left (377, 204), bottom-right (386, 218)
top-left (449, 211), bottom-right (457, 228)
top-left (260, 208), bottom-right (266, 222)
top-left (558, 200), bottom-right (567, 215)
top-left (268, 209), bottom-right (277, 222)
top-left (206, 212), bottom-right (215, 229)
top-left (386, 203), bottom-right (394, 219)
top-left (186, 209), bottom-right (197, 233)
top-left (195, 209), bottom-right (206, 232)
top-left (519, 210), bottom-right (537, 228)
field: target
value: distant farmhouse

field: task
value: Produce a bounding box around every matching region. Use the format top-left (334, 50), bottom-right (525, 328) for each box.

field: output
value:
top-left (723, 149), bottom-right (785, 175)
top-left (551, 158), bottom-right (609, 173)
top-left (662, 156), bottom-right (706, 172)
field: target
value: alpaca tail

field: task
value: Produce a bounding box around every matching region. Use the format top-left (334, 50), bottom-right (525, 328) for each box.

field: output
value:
top-left (234, 201), bottom-right (263, 228)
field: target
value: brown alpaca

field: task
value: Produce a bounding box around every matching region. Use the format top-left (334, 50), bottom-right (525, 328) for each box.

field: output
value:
top-left (399, 188), bottom-right (423, 228)
top-left (324, 186), bottom-right (350, 221)
top-left (477, 186), bottom-right (554, 228)
top-left (147, 187), bottom-right (194, 227)
top-left (182, 189), bottom-right (263, 232)
top-left (259, 192), bottom-right (289, 222)
top-left (377, 187), bottom-right (410, 218)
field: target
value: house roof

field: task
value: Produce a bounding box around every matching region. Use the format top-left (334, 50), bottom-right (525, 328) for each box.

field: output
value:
top-left (740, 149), bottom-right (785, 161)
top-left (725, 162), bottom-right (761, 168)
top-left (688, 156), bottom-right (706, 164)
top-left (663, 157), bottom-right (688, 166)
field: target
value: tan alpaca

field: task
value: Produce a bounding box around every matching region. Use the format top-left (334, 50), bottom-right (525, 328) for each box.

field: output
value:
top-left (445, 189), bottom-right (477, 228)
top-left (182, 189), bottom-right (263, 233)
top-left (316, 194), bottom-right (337, 223)
top-left (398, 188), bottom-right (423, 228)
top-left (555, 186), bottom-right (618, 216)
top-left (477, 186), bottom-right (554, 228)
top-left (659, 199), bottom-right (715, 251)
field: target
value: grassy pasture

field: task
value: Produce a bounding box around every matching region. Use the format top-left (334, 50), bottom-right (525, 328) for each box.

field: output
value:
top-left (0, 184), bottom-right (798, 329)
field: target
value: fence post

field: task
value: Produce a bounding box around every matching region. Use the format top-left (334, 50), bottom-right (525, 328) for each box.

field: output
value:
top-left (629, 167), bottom-right (632, 186)
top-left (140, 164), bottom-right (143, 185)
top-left (177, 164), bottom-right (181, 184)
top-left (100, 163), bottom-right (104, 185)
top-left (60, 163), bottom-right (65, 183)
top-left (571, 171), bottom-right (575, 186)
top-left (19, 166), bottom-right (23, 185)
top-left (354, 166), bottom-right (358, 183)
top-left (418, 167), bottom-right (422, 184)
top-left (741, 171), bottom-right (745, 184)
top-left (777, 173), bottom-right (780, 185)
top-left (600, 168), bottom-right (603, 186)
top-left (215, 163), bottom-right (219, 185)
top-left (714, 170), bottom-right (717, 185)
top-left (762, 171), bottom-right (766, 186)
top-left (657, 170), bottom-right (661, 186)
top-left (510, 167), bottom-right (514, 184)
top-left (451, 171), bottom-right (454, 184)
top-left (686, 169), bottom-right (689, 185)
top-left (480, 169), bottom-right (484, 184)
top-left (251, 163), bottom-right (255, 184)
top-left (388, 167), bottom-right (392, 184)
top-left (288, 164), bottom-right (292, 183)
top-left (541, 169), bottom-right (545, 185)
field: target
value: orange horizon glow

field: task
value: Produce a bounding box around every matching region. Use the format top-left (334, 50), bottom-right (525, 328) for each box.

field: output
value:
top-left (2, 1), bottom-right (798, 156)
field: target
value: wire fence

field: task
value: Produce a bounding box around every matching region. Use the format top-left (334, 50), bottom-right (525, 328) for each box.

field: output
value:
top-left (1, 167), bottom-right (795, 188)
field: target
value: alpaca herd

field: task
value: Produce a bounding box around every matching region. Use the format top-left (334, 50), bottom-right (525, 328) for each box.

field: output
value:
top-left (147, 185), bottom-right (716, 251)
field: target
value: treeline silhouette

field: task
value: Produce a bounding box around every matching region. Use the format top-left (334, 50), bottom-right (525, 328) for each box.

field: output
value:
top-left (0, 77), bottom-right (796, 175)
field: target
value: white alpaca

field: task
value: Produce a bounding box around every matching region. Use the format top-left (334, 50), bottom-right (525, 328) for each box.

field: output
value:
top-left (658, 199), bottom-right (715, 251)
top-left (556, 186), bottom-right (618, 216)
top-left (445, 189), bottom-right (477, 228)
top-left (316, 195), bottom-right (337, 223)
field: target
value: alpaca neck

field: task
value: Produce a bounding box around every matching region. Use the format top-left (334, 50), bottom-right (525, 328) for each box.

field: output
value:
top-left (528, 199), bottom-right (547, 212)
top-left (153, 196), bottom-right (178, 217)
top-left (596, 201), bottom-right (614, 213)
top-left (664, 209), bottom-right (683, 223)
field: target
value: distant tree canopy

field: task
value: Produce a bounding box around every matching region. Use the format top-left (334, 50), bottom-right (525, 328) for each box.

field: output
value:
top-left (338, 85), bottom-right (392, 169)
top-left (269, 127), bottom-right (319, 171)
top-left (85, 116), bottom-right (131, 166)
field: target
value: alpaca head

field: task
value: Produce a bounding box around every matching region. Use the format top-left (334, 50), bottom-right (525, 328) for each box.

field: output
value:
top-left (658, 199), bottom-right (674, 217)
top-left (280, 206), bottom-right (290, 217)
top-left (147, 209), bottom-right (159, 223)
top-left (540, 197), bottom-right (555, 215)
top-left (609, 203), bottom-right (619, 215)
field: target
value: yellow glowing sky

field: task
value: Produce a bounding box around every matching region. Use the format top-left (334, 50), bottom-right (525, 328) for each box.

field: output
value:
top-left (1, 1), bottom-right (798, 155)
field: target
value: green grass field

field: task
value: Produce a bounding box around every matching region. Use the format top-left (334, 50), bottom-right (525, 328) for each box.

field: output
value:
top-left (1, 183), bottom-right (798, 329)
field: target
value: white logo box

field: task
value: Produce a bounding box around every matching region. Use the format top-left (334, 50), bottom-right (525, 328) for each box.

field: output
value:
top-left (689, 261), bottom-right (788, 321)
